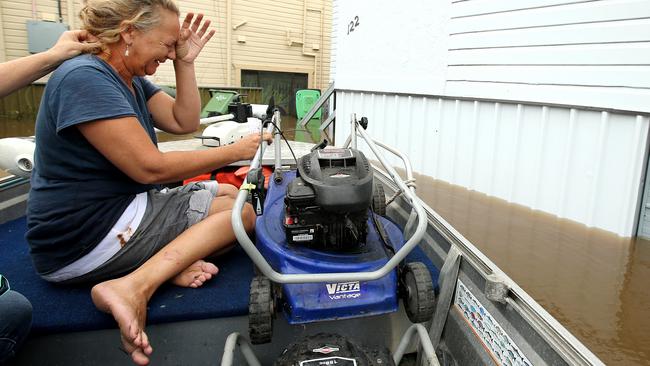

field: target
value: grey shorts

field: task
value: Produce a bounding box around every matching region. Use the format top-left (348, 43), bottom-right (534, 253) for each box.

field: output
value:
top-left (61, 181), bottom-right (218, 285)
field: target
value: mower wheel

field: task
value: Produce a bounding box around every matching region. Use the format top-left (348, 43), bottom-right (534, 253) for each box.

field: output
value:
top-left (372, 183), bottom-right (387, 216)
top-left (249, 276), bottom-right (274, 344)
top-left (402, 262), bottom-right (435, 323)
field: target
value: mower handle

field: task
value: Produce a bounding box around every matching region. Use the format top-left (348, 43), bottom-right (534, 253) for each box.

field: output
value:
top-left (231, 118), bottom-right (427, 284)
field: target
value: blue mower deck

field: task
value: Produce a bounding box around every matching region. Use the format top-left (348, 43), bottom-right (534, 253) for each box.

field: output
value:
top-left (256, 170), bottom-right (415, 324)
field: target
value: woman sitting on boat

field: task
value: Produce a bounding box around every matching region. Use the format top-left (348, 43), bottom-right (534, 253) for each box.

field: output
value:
top-left (25, 0), bottom-right (271, 364)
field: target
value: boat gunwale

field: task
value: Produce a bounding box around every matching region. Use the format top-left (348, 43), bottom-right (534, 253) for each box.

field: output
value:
top-left (373, 166), bottom-right (606, 366)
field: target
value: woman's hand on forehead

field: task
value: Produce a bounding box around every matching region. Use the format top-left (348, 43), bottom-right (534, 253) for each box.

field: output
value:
top-left (175, 12), bottom-right (215, 63)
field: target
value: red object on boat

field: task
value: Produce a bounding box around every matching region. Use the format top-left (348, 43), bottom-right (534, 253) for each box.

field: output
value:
top-left (184, 166), bottom-right (273, 189)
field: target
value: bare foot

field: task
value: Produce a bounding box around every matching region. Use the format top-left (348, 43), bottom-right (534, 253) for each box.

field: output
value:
top-left (171, 260), bottom-right (219, 288)
top-left (91, 280), bottom-right (153, 365)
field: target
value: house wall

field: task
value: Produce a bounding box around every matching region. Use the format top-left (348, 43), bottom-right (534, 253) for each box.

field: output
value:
top-left (332, 0), bottom-right (650, 237)
top-left (333, 0), bottom-right (449, 95)
top-left (329, 0), bottom-right (338, 83)
top-left (0, 0), bottom-right (332, 90)
top-left (445, 0), bottom-right (650, 113)
top-left (333, 0), bottom-right (650, 113)
top-left (1, 0), bottom-right (73, 61)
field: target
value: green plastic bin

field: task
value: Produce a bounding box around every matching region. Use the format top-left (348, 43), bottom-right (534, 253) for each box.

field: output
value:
top-left (295, 89), bottom-right (322, 143)
top-left (200, 90), bottom-right (239, 118)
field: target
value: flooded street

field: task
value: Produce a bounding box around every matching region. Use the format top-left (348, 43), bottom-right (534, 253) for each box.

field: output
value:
top-left (2, 118), bottom-right (649, 364)
top-left (414, 173), bottom-right (650, 366)
top-left (0, 118), bottom-right (35, 139)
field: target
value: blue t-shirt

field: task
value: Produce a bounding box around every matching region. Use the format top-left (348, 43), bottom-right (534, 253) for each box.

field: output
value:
top-left (26, 54), bottom-right (161, 275)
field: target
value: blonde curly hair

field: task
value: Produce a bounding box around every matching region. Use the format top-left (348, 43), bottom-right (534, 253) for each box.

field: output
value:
top-left (80, 0), bottom-right (180, 53)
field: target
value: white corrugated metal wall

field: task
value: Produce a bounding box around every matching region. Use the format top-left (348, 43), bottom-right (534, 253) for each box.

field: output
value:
top-left (332, 0), bottom-right (650, 237)
top-left (335, 91), bottom-right (649, 236)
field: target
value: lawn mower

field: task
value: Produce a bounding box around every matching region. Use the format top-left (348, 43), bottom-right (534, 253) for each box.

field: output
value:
top-left (232, 112), bottom-right (435, 344)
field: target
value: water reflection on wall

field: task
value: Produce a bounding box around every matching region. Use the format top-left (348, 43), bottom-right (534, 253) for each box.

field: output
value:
top-left (414, 172), bottom-right (650, 366)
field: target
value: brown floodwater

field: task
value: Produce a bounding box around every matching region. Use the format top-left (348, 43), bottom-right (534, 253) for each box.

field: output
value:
top-left (3, 118), bottom-right (649, 364)
top-left (413, 173), bottom-right (650, 366)
top-left (0, 118), bottom-right (35, 139)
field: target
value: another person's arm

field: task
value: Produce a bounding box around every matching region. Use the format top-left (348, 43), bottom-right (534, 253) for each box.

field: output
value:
top-left (149, 13), bottom-right (215, 134)
top-left (0, 30), bottom-right (98, 98)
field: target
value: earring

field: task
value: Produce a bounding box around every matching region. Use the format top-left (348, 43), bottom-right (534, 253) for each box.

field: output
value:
top-left (124, 44), bottom-right (130, 57)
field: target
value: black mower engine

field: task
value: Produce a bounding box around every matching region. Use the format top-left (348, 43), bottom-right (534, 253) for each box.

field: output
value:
top-left (284, 148), bottom-right (374, 251)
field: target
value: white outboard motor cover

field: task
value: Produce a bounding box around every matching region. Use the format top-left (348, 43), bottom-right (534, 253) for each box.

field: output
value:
top-left (201, 117), bottom-right (262, 147)
top-left (0, 137), bottom-right (35, 178)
